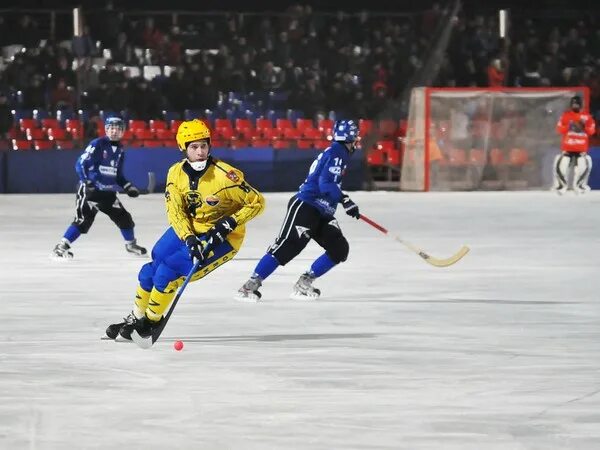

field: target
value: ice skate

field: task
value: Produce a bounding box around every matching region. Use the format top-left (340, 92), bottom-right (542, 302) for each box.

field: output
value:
top-left (575, 184), bottom-right (591, 195)
top-left (105, 311), bottom-right (138, 341)
top-left (235, 276), bottom-right (263, 302)
top-left (50, 241), bottom-right (73, 259)
top-left (125, 239), bottom-right (147, 256)
top-left (290, 272), bottom-right (321, 300)
top-left (131, 315), bottom-right (164, 349)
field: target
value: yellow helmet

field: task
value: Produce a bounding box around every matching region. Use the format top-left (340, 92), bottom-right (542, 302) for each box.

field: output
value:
top-left (176, 119), bottom-right (211, 151)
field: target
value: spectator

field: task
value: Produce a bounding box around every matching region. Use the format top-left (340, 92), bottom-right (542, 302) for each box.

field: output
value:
top-left (77, 58), bottom-right (100, 93)
top-left (72, 25), bottom-right (96, 58)
top-left (141, 17), bottom-right (163, 49)
top-left (50, 78), bottom-right (75, 110)
top-left (259, 61), bottom-right (285, 90)
top-left (52, 56), bottom-right (76, 88)
top-left (487, 58), bottom-right (505, 87)
top-left (111, 32), bottom-right (134, 64)
top-left (23, 75), bottom-right (47, 109)
top-left (131, 80), bottom-right (161, 120)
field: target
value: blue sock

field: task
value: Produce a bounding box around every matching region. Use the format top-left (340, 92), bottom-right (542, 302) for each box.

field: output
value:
top-left (310, 253), bottom-right (337, 277)
top-left (253, 253), bottom-right (280, 280)
top-left (120, 228), bottom-right (135, 241)
top-left (63, 225), bottom-right (81, 243)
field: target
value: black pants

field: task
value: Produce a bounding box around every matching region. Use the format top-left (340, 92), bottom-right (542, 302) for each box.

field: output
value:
top-left (72, 184), bottom-right (134, 233)
top-left (268, 196), bottom-right (349, 265)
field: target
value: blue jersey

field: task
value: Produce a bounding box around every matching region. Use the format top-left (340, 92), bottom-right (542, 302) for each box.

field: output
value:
top-left (75, 136), bottom-right (128, 191)
top-left (297, 141), bottom-right (351, 217)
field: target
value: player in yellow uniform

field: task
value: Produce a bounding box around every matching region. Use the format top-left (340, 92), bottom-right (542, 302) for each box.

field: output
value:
top-left (105, 119), bottom-right (265, 340)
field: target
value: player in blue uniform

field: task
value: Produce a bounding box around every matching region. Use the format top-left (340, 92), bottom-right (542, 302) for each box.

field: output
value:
top-left (51, 117), bottom-right (147, 258)
top-left (236, 119), bottom-right (361, 300)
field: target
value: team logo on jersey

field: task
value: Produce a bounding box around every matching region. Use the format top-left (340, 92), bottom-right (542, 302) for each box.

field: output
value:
top-left (226, 170), bottom-right (240, 182)
top-left (295, 225), bottom-right (310, 238)
top-left (186, 192), bottom-right (203, 216)
top-left (205, 195), bottom-right (220, 206)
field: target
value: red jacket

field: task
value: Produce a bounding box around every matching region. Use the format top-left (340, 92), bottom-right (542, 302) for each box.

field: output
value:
top-left (556, 110), bottom-right (596, 152)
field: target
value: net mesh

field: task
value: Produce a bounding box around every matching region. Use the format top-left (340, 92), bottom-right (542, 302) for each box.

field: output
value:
top-left (400, 88), bottom-right (589, 191)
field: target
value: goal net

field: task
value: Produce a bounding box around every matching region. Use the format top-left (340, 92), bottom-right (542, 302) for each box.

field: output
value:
top-left (400, 87), bottom-right (590, 191)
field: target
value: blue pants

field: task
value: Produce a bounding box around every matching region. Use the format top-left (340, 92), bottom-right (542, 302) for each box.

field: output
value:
top-left (138, 227), bottom-right (235, 293)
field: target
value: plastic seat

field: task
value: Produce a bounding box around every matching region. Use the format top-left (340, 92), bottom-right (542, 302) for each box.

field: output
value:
top-left (489, 148), bottom-right (505, 166)
top-left (387, 148), bottom-right (401, 165)
top-left (170, 120), bottom-right (183, 131)
top-left (377, 140), bottom-right (395, 152)
top-left (12, 139), bottom-right (32, 150)
top-left (296, 139), bottom-right (314, 149)
top-left (149, 120), bottom-right (168, 130)
top-left (20, 118), bottom-right (38, 131)
top-left (283, 128), bottom-right (301, 140)
top-left (211, 138), bottom-right (227, 147)
top-left (143, 140), bottom-right (162, 148)
top-left (359, 119), bottom-right (374, 136)
top-left (508, 148), bottom-right (529, 166)
top-left (216, 128), bottom-right (234, 140)
top-left (379, 119), bottom-right (398, 138)
top-left (317, 119), bottom-right (334, 136)
top-left (8, 127), bottom-right (22, 140)
top-left (41, 118), bottom-right (61, 130)
top-left (155, 129), bottom-right (176, 140)
top-left (469, 148), bottom-right (485, 165)
top-left (251, 138), bottom-right (271, 147)
top-left (214, 118), bottom-right (233, 132)
top-left (275, 118), bottom-right (293, 131)
top-left (367, 147), bottom-right (385, 166)
top-left (134, 129), bottom-right (154, 140)
top-left (34, 140), bottom-right (54, 150)
top-left (296, 119), bottom-right (314, 131)
top-left (272, 140), bottom-right (290, 149)
top-left (303, 128), bottom-right (321, 139)
top-left (56, 140), bottom-right (74, 150)
top-left (47, 128), bottom-right (68, 140)
top-left (128, 140), bottom-right (144, 148)
top-left (129, 120), bottom-right (147, 131)
top-left (256, 118), bottom-right (273, 133)
top-left (26, 128), bottom-right (45, 140)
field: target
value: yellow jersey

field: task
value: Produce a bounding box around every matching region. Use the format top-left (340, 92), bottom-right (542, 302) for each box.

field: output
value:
top-left (165, 158), bottom-right (265, 244)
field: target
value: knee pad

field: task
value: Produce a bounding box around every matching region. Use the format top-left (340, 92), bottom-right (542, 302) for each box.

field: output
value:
top-left (326, 235), bottom-right (349, 264)
top-left (152, 263), bottom-right (180, 293)
top-left (138, 262), bottom-right (155, 292)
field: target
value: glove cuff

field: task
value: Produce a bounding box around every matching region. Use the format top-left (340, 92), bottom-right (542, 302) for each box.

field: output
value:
top-left (221, 216), bottom-right (237, 233)
top-left (123, 182), bottom-right (132, 190)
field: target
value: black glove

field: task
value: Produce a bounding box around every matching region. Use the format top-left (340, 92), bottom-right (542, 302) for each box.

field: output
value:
top-left (84, 180), bottom-right (96, 195)
top-left (341, 194), bottom-right (360, 219)
top-left (185, 235), bottom-right (205, 264)
top-left (123, 182), bottom-right (140, 198)
top-left (204, 216), bottom-right (237, 254)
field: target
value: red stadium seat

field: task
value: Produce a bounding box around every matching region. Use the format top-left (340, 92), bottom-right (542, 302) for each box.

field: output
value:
top-left (161, 140), bottom-right (176, 147)
top-left (508, 148), bottom-right (529, 166)
top-left (211, 138), bottom-right (227, 147)
top-left (316, 139), bottom-right (331, 149)
top-left (170, 120), bottom-right (183, 131)
top-left (149, 120), bottom-right (167, 131)
top-left (129, 120), bottom-right (147, 131)
top-left (296, 139), bottom-right (314, 149)
top-left (317, 119), bottom-right (334, 136)
top-left (379, 120), bottom-right (398, 138)
top-left (398, 120), bottom-right (408, 137)
top-left (387, 148), bottom-right (401, 165)
top-left (129, 140), bottom-right (144, 148)
top-left (214, 118), bottom-right (233, 131)
top-left (47, 128), bottom-right (68, 140)
top-left (216, 127), bottom-right (234, 140)
top-left (303, 128), bottom-right (321, 139)
top-left (155, 128), bottom-right (176, 140)
top-left (256, 118), bottom-right (273, 132)
top-left (367, 148), bottom-right (385, 166)
top-left (377, 140), bottom-right (395, 152)
top-left (65, 119), bottom-right (83, 139)
top-left (8, 127), bottom-right (22, 140)
top-left (359, 119), bottom-right (373, 136)
top-left (275, 119), bottom-right (293, 133)
top-left (251, 138), bottom-right (271, 147)
top-left (34, 140), bottom-right (54, 150)
top-left (143, 140), bottom-right (162, 148)
top-left (296, 118), bottom-right (314, 131)
top-left (272, 139), bottom-right (290, 149)
top-left (26, 128), bottom-right (45, 140)
top-left (41, 118), bottom-right (60, 130)
top-left (121, 129), bottom-right (134, 140)
top-left (19, 118), bottom-right (37, 131)
top-left (469, 148), bottom-right (485, 165)
top-left (283, 128), bottom-right (301, 140)
top-left (489, 148), bottom-right (505, 166)
top-left (56, 140), bottom-right (74, 150)
top-left (12, 139), bottom-right (32, 150)
top-left (134, 129), bottom-right (155, 140)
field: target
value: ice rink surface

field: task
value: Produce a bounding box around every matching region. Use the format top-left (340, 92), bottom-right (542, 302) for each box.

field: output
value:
top-left (1, 191), bottom-right (599, 450)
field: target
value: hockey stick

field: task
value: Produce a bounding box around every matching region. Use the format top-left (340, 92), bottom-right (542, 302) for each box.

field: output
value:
top-left (359, 214), bottom-right (469, 268)
top-left (131, 258), bottom-right (202, 349)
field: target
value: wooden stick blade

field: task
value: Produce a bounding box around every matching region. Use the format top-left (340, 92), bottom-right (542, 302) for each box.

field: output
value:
top-left (416, 245), bottom-right (470, 268)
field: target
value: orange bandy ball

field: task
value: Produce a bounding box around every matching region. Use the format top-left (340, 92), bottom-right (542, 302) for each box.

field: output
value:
top-left (174, 340), bottom-right (184, 351)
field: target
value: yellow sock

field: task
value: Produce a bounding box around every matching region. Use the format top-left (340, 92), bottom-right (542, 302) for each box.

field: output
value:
top-left (133, 286), bottom-right (151, 318)
top-left (146, 286), bottom-right (178, 322)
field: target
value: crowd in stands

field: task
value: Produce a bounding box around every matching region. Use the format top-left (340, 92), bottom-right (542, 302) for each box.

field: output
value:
top-left (0, 4), bottom-right (599, 145)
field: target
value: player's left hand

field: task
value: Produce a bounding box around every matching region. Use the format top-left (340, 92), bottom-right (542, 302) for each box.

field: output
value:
top-left (204, 216), bottom-right (237, 253)
top-left (124, 183), bottom-right (140, 198)
top-left (341, 194), bottom-right (360, 219)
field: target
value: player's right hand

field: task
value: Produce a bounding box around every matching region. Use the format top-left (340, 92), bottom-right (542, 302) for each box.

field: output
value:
top-left (84, 180), bottom-right (96, 195)
top-left (185, 235), bottom-right (204, 264)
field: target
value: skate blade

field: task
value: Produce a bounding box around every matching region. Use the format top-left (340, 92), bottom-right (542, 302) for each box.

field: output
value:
top-left (234, 293), bottom-right (261, 303)
top-left (49, 253), bottom-right (73, 261)
top-left (115, 335), bottom-right (133, 343)
top-left (289, 291), bottom-right (320, 301)
top-left (131, 330), bottom-right (153, 349)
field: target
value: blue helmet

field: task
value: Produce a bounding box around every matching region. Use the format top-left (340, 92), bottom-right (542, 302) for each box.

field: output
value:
top-left (104, 116), bottom-right (125, 130)
top-left (332, 120), bottom-right (359, 143)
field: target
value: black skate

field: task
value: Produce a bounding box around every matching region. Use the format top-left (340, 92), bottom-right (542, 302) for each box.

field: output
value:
top-left (125, 239), bottom-right (147, 256)
top-left (131, 315), bottom-right (164, 349)
top-left (290, 272), bottom-right (321, 300)
top-left (234, 276), bottom-right (263, 302)
top-left (51, 241), bottom-right (73, 259)
top-left (105, 312), bottom-right (138, 341)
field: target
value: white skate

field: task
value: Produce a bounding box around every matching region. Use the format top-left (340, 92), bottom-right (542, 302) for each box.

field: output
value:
top-left (50, 241), bottom-right (73, 260)
top-left (290, 272), bottom-right (321, 300)
top-left (235, 276), bottom-right (262, 302)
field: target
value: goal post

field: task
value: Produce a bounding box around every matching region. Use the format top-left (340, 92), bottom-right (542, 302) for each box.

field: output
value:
top-left (400, 87), bottom-right (591, 191)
